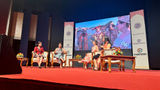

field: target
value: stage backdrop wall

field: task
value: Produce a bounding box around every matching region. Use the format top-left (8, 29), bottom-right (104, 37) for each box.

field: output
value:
top-left (63, 22), bottom-right (74, 66)
top-left (36, 13), bottom-right (50, 51)
top-left (50, 13), bottom-right (65, 51)
top-left (0, 0), bottom-right (12, 35)
top-left (11, 0), bottom-right (160, 69)
top-left (130, 10), bottom-right (149, 69)
top-left (145, 0), bottom-right (160, 69)
top-left (19, 12), bottom-right (31, 57)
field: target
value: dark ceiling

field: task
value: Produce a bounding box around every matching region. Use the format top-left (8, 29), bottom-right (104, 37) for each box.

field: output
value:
top-left (13, 0), bottom-right (147, 22)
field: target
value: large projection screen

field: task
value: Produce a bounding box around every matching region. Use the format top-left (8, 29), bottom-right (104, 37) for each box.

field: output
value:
top-left (75, 15), bottom-right (131, 51)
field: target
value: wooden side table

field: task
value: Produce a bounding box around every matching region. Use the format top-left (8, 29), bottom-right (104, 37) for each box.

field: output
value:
top-left (69, 59), bottom-right (82, 67)
top-left (17, 57), bottom-right (29, 67)
top-left (100, 55), bottom-right (136, 72)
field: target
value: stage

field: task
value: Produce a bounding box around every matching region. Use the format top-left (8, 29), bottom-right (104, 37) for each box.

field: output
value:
top-left (0, 67), bottom-right (160, 90)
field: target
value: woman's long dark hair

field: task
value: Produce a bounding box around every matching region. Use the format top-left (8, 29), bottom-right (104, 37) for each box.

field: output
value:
top-left (105, 38), bottom-right (112, 45)
top-left (36, 41), bottom-right (42, 47)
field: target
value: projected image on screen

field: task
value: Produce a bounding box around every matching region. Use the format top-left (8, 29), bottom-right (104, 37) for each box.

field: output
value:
top-left (75, 15), bottom-right (131, 51)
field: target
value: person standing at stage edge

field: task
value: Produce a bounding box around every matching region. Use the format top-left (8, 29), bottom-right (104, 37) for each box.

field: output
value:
top-left (34, 41), bottom-right (44, 68)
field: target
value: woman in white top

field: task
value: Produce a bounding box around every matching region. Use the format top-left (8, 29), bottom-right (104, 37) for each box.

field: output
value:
top-left (101, 38), bottom-right (111, 49)
top-left (92, 41), bottom-right (101, 70)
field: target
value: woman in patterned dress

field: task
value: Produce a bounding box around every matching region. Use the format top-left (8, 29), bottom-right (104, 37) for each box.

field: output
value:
top-left (54, 43), bottom-right (66, 68)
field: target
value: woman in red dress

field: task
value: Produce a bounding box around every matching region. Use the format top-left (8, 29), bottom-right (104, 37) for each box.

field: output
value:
top-left (34, 41), bottom-right (44, 68)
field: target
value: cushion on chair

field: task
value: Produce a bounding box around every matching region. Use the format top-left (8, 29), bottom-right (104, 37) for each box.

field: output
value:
top-left (32, 58), bottom-right (48, 62)
top-left (32, 51), bottom-right (48, 62)
top-left (50, 51), bottom-right (66, 62)
top-left (104, 60), bottom-right (120, 63)
top-left (33, 58), bottom-right (38, 62)
top-left (50, 51), bottom-right (54, 60)
top-left (53, 58), bottom-right (59, 62)
top-left (94, 51), bottom-right (101, 55)
top-left (86, 53), bottom-right (92, 61)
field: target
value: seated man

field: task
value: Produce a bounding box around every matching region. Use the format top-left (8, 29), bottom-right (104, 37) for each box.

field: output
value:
top-left (54, 43), bottom-right (66, 68)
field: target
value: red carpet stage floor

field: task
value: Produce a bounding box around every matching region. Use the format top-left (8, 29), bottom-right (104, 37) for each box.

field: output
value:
top-left (0, 67), bottom-right (160, 90)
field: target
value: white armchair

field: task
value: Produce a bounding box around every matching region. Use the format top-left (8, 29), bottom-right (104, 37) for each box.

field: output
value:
top-left (50, 51), bottom-right (67, 67)
top-left (81, 53), bottom-right (93, 69)
top-left (31, 51), bottom-right (48, 67)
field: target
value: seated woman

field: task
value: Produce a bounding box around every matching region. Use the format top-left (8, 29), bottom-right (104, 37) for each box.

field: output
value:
top-left (101, 38), bottom-right (112, 70)
top-left (54, 43), bottom-right (66, 68)
top-left (101, 38), bottom-right (111, 49)
top-left (92, 41), bottom-right (101, 70)
top-left (34, 41), bottom-right (44, 68)
top-left (78, 53), bottom-right (92, 69)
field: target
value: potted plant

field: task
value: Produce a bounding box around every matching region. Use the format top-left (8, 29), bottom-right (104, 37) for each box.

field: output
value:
top-left (75, 54), bottom-right (82, 59)
top-left (16, 53), bottom-right (24, 59)
top-left (113, 48), bottom-right (123, 56)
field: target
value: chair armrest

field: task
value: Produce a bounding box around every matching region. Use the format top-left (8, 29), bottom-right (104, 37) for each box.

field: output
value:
top-left (64, 53), bottom-right (67, 61)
